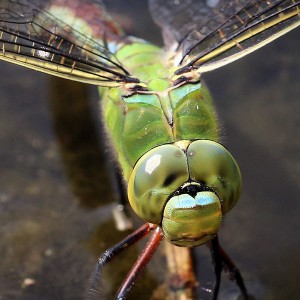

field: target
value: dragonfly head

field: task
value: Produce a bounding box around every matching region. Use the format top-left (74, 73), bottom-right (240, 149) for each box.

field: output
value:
top-left (128, 140), bottom-right (242, 247)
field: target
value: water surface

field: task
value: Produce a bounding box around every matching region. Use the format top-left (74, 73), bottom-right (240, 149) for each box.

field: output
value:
top-left (0, 1), bottom-right (299, 299)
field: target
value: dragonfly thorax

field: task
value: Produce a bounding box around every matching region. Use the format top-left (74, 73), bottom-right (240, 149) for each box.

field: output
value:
top-left (128, 140), bottom-right (242, 247)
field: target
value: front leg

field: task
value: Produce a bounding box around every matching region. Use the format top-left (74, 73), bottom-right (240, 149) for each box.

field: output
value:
top-left (209, 236), bottom-right (223, 300)
top-left (208, 236), bottom-right (248, 300)
top-left (109, 163), bottom-right (132, 231)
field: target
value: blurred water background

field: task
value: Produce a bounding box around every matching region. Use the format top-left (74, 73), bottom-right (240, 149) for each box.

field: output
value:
top-left (0, 1), bottom-right (299, 299)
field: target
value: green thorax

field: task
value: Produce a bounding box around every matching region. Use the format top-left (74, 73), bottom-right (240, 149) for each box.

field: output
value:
top-left (115, 41), bottom-right (174, 91)
top-left (100, 41), bottom-right (219, 181)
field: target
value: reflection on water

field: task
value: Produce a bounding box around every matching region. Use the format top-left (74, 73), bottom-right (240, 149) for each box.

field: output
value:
top-left (0, 1), bottom-right (299, 300)
top-left (48, 78), bottom-right (112, 209)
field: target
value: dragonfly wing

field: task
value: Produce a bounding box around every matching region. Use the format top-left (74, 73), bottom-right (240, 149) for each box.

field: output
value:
top-left (0, 0), bottom-right (139, 86)
top-left (149, 0), bottom-right (300, 74)
top-left (149, 0), bottom-right (248, 51)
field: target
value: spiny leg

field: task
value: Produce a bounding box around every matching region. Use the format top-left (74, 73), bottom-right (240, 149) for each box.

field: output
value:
top-left (219, 244), bottom-right (248, 300)
top-left (86, 223), bottom-right (156, 299)
top-left (208, 236), bottom-right (249, 299)
top-left (116, 227), bottom-right (164, 299)
top-left (209, 236), bottom-right (223, 300)
top-left (113, 167), bottom-right (129, 208)
top-left (111, 166), bottom-right (132, 231)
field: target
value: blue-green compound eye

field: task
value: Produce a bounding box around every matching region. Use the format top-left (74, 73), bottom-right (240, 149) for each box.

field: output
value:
top-left (187, 140), bottom-right (242, 214)
top-left (128, 140), bottom-right (242, 247)
top-left (128, 144), bottom-right (189, 224)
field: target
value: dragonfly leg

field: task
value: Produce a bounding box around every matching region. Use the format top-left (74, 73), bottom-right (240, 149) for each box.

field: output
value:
top-left (116, 227), bottom-right (164, 299)
top-left (86, 223), bottom-right (156, 300)
top-left (208, 236), bottom-right (222, 300)
top-left (111, 167), bottom-right (133, 231)
top-left (114, 167), bottom-right (128, 207)
top-left (218, 244), bottom-right (249, 300)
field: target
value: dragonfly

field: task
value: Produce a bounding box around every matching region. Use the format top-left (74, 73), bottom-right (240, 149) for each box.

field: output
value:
top-left (0, 0), bottom-right (299, 299)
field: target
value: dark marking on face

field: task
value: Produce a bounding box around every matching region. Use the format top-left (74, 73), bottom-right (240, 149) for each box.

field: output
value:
top-left (163, 173), bottom-right (176, 187)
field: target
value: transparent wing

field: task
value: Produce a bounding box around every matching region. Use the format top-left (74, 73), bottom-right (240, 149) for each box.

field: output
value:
top-left (149, 0), bottom-right (300, 74)
top-left (0, 0), bottom-right (139, 87)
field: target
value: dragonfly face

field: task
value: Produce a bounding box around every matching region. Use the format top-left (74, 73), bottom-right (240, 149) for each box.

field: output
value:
top-left (128, 139), bottom-right (241, 247)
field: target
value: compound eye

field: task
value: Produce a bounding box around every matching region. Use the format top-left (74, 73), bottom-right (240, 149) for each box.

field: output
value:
top-left (128, 144), bottom-right (189, 224)
top-left (187, 140), bottom-right (241, 213)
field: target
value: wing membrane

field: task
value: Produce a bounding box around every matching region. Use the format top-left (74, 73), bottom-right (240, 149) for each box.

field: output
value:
top-left (0, 0), bottom-right (138, 86)
top-left (149, 0), bottom-right (300, 74)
